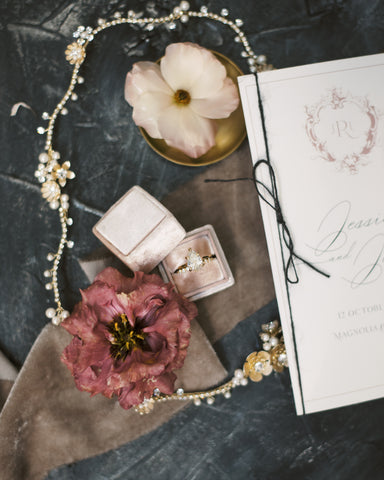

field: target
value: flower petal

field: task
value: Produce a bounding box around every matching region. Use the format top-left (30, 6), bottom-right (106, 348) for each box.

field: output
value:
top-left (160, 43), bottom-right (208, 92)
top-left (145, 331), bottom-right (165, 352)
top-left (158, 105), bottom-right (217, 158)
top-left (79, 282), bottom-right (125, 325)
top-left (97, 269), bottom-right (167, 296)
top-left (118, 382), bottom-right (144, 409)
top-left (124, 61), bottom-right (173, 106)
top-left (190, 77), bottom-right (239, 119)
top-left (153, 372), bottom-right (177, 395)
top-left (131, 91), bottom-right (173, 138)
top-left (161, 43), bottom-right (228, 99)
top-left (61, 303), bottom-right (109, 344)
top-left (124, 62), bottom-right (174, 138)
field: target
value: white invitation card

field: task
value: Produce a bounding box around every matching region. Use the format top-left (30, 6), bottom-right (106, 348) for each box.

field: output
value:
top-left (239, 54), bottom-right (384, 414)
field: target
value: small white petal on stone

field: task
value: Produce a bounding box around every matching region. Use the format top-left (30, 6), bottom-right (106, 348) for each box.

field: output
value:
top-left (10, 102), bottom-right (33, 117)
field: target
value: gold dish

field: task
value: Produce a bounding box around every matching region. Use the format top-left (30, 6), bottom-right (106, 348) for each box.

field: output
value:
top-left (139, 51), bottom-right (246, 167)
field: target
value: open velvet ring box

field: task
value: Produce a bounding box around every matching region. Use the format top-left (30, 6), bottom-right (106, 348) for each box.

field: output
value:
top-left (92, 186), bottom-right (234, 301)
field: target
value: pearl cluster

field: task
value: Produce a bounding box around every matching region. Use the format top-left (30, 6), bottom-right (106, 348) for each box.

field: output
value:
top-left (36, 3), bottom-right (271, 325)
top-left (259, 320), bottom-right (288, 369)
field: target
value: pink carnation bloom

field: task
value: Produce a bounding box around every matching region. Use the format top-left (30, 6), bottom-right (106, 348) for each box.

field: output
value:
top-left (124, 42), bottom-right (239, 158)
top-left (61, 267), bottom-right (197, 409)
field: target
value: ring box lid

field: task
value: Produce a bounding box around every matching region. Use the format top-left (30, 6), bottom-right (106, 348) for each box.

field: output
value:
top-left (93, 185), bottom-right (186, 272)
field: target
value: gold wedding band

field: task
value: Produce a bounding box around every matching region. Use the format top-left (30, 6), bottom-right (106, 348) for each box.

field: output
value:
top-left (173, 248), bottom-right (216, 274)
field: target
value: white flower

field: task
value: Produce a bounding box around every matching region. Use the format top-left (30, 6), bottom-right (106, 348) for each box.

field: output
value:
top-left (124, 42), bottom-right (239, 158)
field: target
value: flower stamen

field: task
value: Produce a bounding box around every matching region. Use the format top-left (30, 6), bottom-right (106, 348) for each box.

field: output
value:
top-left (107, 313), bottom-right (147, 361)
top-left (174, 89), bottom-right (191, 105)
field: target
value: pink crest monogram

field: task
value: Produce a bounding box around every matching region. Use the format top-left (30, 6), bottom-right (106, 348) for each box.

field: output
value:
top-left (305, 88), bottom-right (379, 173)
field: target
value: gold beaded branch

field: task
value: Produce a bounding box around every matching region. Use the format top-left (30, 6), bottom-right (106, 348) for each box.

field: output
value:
top-left (36, 1), bottom-right (285, 410)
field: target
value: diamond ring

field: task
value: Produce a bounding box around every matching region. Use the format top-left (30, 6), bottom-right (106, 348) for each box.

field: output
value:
top-left (173, 248), bottom-right (216, 274)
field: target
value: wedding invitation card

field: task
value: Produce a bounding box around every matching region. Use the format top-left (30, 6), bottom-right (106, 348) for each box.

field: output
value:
top-left (239, 54), bottom-right (384, 414)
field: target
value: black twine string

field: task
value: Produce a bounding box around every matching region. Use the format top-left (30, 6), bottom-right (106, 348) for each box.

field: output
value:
top-left (204, 165), bottom-right (330, 284)
top-left (252, 159), bottom-right (330, 284)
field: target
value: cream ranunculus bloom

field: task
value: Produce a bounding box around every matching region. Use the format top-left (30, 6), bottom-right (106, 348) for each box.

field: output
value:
top-left (124, 42), bottom-right (239, 158)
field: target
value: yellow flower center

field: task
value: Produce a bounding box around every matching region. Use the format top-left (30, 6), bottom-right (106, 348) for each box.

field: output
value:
top-left (174, 89), bottom-right (191, 105)
top-left (107, 313), bottom-right (146, 361)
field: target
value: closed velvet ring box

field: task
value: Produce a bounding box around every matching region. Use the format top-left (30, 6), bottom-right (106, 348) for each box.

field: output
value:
top-left (93, 185), bottom-right (185, 273)
top-left (92, 185), bottom-right (234, 300)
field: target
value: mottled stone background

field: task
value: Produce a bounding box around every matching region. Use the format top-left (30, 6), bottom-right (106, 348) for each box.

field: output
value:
top-left (1, 0), bottom-right (384, 478)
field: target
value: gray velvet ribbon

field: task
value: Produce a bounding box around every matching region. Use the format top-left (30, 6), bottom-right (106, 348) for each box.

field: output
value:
top-left (0, 143), bottom-right (275, 479)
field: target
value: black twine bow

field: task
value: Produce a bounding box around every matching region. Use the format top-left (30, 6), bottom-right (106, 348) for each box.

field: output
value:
top-left (253, 159), bottom-right (330, 284)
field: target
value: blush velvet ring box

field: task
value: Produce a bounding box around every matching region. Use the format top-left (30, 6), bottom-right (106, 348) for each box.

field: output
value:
top-left (92, 186), bottom-right (234, 300)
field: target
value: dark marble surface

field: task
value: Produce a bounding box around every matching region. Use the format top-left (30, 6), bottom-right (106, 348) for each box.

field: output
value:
top-left (1, 0), bottom-right (384, 478)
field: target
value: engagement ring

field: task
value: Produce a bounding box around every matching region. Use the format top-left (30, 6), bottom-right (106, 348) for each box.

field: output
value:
top-left (173, 248), bottom-right (216, 274)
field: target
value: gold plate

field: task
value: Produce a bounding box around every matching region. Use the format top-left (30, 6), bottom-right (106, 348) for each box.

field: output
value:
top-left (139, 51), bottom-right (246, 167)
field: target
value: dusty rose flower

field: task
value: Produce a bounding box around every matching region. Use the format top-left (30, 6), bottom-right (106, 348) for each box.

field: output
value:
top-left (124, 42), bottom-right (239, 158)
top-left (61, 267), bottom-right (197, 409)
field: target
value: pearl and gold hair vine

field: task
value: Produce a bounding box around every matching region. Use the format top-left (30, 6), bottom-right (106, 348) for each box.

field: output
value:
top-left (35, 1), bottom-right (284, 413)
